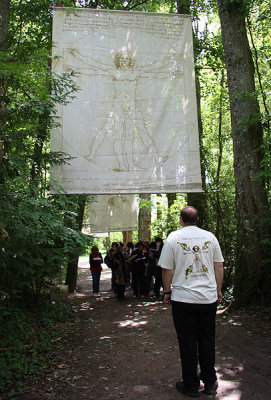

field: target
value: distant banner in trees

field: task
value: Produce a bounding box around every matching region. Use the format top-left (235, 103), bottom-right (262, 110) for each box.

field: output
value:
top-left (51, 8), bottom-right (202, 194)
top-left (83, 194), bottom-right (137, 234)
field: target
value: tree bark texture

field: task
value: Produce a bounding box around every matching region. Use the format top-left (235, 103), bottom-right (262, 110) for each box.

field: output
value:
top-left (138, 193), bottom-right (151, 241)
top-left (217, 0), bottom-right (270, 305)
top-left (187, 76), bottom-right (208, 230)
top-left (122, 230), bottom-right (133, 244)
top-left (156, 194), bottom-right (163, 238)
top-left (215, 70), bottom-right (225, 239)
top-left (65, 195), bottom-right (86, 293)
top-left (0, 0), bottom-right (10, 46)
top-left (167, 193), bottom-right (176, 209)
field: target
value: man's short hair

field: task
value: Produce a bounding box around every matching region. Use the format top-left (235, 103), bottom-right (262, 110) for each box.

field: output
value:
top-left (181, 206), bottom-right (199, 225)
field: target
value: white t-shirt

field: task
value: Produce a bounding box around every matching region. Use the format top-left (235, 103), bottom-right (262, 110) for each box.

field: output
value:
top-left (159, 226), bottom-right (224, 304)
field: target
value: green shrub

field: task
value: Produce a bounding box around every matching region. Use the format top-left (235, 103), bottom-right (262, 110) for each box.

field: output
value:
top-left (0, 299), bottom-right (74, 396)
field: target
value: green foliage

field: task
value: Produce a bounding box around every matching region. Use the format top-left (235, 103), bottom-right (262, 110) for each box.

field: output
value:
top-left (151, 194), bottom-right (186, 238)
top-left (138, 196), bottom-right (153, 212)
top-left (85, 236), bottom-right (108, 254)
top-left (110, 231), bottom-right (124, 243)
top-left (166, 195), bottom-right (187, 235)
top-left (201, 71), bottom-right (236, 288)
top-left (75, 0), bottom-right (177, 12)
top-left (247, 0), bottom-right (271, 194)
top-left (0, 187), bottom-right (90, 303)
top-left (192, 5), bottom-right (237, 289)
top-left (0, 0), bottom-right (89, 304)
top-left (0, 299), bottom-right (74, 397)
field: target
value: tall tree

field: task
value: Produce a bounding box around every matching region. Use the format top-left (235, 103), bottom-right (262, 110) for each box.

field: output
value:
top-left (138, 193), bottom-right (151, 241)
top-left (217, 0), bottom-right (271, 305)
top-left (187, 75), bottom-right (209, 229)
top-left (65, 194), bottom-right (87, 292)
top-left (167, 193), bottom-right (176, 208)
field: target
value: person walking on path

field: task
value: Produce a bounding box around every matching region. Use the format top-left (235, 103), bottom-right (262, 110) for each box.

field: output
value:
top-left (89, 246), bottom-right (103, 297)
top-left (159, 206), bottom-right (224, 398)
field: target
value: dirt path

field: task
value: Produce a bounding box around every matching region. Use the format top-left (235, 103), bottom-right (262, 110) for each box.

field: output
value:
top-left (19, 258), bottom-right (271, 400)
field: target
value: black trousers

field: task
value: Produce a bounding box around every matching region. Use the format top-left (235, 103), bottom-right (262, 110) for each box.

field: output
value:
top-left (145, 266), bottom-right (163, 296)
top-left (116, 284), bottom-right (125, 299)
top-left (132, 266), bottom-right (145, 296)
top-left (172, 300), bottom-right (217, 388)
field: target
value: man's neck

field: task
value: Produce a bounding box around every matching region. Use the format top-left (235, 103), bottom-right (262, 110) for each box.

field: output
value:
top-left (182, 224), bottom-right (197, 227)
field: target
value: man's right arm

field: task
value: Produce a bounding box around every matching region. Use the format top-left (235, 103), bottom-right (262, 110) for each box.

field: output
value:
top-left (214, 262), bottom-right (224, 303)
top-left (159, 237), bottom-right (174, 304)
top-left (162, 268), bottom-right (173, 304)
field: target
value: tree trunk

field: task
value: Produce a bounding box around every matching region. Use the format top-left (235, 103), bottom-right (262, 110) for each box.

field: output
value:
top-left (138, 194), bottom-right (151, 241)
top-left (156, 194), bottom-right (163, 238)
top-left (217, 0), bottom-right (270, 305)
top-left (187, 76), bottom-right (208, 230)
top-left (0, 0), bottom-right (10, 45)
top-left (65, 195), bottom-right (86, 293)
top-left (122, 230), bottom-right (133, 244)
top-left (176, 0), bottom-right (191, 14)
top-left (215, 70), bottom-right (225, 238)
top-left (167, 193), bottom-right (176, 209)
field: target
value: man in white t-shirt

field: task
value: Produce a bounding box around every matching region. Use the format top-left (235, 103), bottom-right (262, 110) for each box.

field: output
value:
top-left (159, 206), bottom-right (224, 398)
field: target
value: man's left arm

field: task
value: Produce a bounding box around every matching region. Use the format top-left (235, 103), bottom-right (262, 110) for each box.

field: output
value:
top-left (214, 262), bottom-right (224, 303)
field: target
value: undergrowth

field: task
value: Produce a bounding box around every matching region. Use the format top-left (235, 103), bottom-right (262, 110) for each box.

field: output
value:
top-left (0, 297), bottom-right (74, 398)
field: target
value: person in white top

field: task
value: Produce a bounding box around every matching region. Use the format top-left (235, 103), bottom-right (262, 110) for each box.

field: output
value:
top-left (159, 206), bottom-right (224, 398)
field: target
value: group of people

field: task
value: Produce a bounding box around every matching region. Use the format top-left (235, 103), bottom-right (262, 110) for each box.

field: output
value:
top-left (89, 205), bottom-right (224, 398)
top-left (89, 237), bottom-right (164, 300)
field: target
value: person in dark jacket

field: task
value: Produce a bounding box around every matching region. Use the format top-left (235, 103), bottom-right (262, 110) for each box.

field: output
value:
top-left (124, 241), bottom-right (134, 287)
top-left (89, 246), bottom-right (103, 297)
top-left (145, 241), bottom-right (162, 298)
top-left (153, 237), bottom-right (164, 296)
top-left (106, 242), bottom-right (127, 300)
top-left (130, 241), bottom-right (148, 297)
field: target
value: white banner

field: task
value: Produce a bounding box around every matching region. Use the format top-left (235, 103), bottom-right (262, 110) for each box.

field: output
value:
top-left (51, 8), bottom-right (202, 193)
top-left (83, 195), bottom-right (137, 233)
